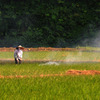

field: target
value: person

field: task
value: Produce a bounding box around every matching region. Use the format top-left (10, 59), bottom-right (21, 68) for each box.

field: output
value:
top-left (14, 45), bottom-right (24, 64)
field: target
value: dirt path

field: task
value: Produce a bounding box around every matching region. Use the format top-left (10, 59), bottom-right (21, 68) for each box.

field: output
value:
top-left (66, 70), bottom-right (100, 75)
top-left (0, 47), bottom-right (100, 52)
top-left (0, 70), bottom-right (100, 79)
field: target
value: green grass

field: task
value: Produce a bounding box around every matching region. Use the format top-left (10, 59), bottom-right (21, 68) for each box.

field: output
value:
top-left (78, 46), bottom-right (100, 51)
top-left (1, 51), bottom-right (100, 61)
top-left (0, 50), bottom-right (100, 99)
top-left (1, 76), bottom-right (100, 100)
top-left (0, 62), bottom-right (100, 76)
top-left (0, 63), bottom-right (100, 99)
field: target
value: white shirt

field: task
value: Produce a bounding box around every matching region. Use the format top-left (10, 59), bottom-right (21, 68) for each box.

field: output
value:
top-left (14, 49), bottom-right (23, 59)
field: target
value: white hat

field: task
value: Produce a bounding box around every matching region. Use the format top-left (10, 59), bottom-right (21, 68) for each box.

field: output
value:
top-left (18, 45), bottom-right (24, 49)
top-left (18, 45), bottom-right (22, 48)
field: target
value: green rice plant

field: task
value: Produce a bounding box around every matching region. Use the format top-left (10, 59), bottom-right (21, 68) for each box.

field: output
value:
top-left (23, 51), bottom-right (100, 61)
top-left (78, 46), bottom-right (100, 51)
top-left (0, 63), bottom-right (100, 99)
top-left (0, 49), bottom-right (100, 99)
top-left (0, 75), bottom-right (100, 100)
top-left (0, 51), bottom-right (100, 62)
top-left (0, 63), bottom-right (100, 76)
top-left (0, 52), bottom-right (13, 59)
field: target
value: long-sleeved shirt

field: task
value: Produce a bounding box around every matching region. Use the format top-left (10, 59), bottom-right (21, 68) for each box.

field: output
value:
top-left (14, 49), bottom-right (23, 59)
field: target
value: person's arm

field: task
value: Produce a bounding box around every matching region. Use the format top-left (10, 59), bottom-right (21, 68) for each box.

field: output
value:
top-left (14, 50), bottom-right (17, 58)
top-left (20, 50), bottom-right (23, 60)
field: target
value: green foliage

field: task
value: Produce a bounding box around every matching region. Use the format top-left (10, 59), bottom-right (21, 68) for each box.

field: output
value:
top-left (0, 0), bottom-right (99, 47)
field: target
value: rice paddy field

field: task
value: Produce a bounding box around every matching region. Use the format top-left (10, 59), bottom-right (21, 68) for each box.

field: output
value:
top-left (0, 48), bottom-right (100, 100)
top-left (1, 50), bottom-right (100, 62)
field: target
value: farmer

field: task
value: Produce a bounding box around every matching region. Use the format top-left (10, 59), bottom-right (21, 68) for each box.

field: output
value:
top-left (14, 45), bottom-right (24, 64)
